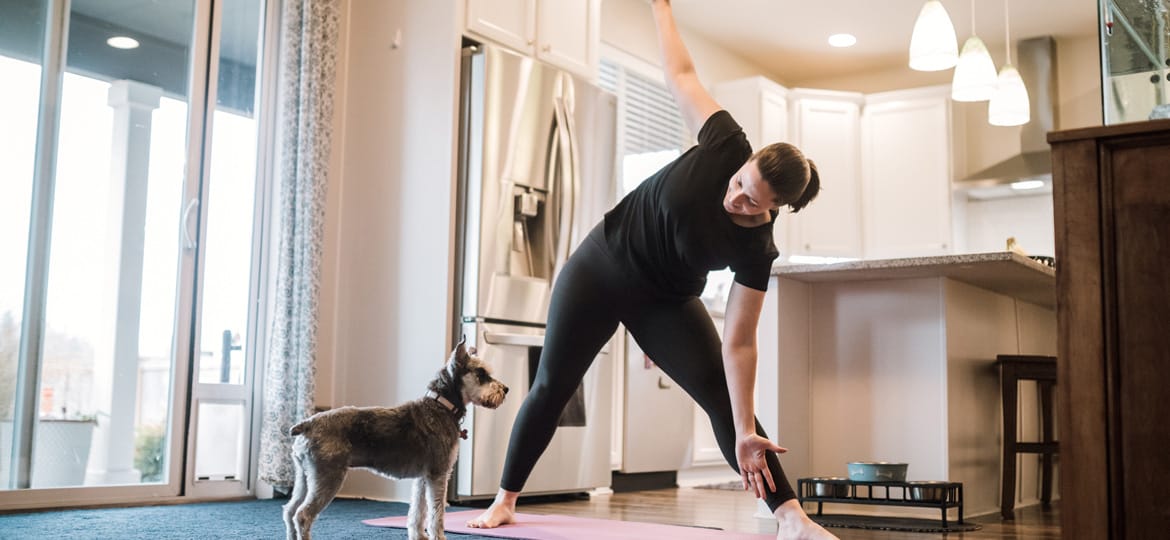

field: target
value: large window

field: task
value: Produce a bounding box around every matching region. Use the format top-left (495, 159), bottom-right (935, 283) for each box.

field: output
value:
top-left (0, 0), bottom-right (273, 506)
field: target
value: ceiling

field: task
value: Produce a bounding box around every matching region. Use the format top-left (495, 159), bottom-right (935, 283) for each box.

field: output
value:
top-left (72, 0), bottom-right (259, 66)
top-left (668, 0), bottom-right (1100, 83)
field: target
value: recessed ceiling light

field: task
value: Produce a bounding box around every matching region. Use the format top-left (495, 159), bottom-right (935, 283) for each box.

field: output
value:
top-left (828, 34), bottom-right (857, 48)
top-left (107, 36), bottom-right (140, 50)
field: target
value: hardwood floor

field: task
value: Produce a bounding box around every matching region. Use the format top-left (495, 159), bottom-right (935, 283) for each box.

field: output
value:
top-left (508, 487), bottom-right (1061, 539)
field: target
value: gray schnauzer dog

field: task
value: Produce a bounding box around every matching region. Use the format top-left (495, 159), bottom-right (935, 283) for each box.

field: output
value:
top-left (282, 339), bottom-right (508, 540)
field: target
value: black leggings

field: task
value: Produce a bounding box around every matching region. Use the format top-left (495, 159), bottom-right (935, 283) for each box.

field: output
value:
top-left (499, 224), bottom-right (797, 510)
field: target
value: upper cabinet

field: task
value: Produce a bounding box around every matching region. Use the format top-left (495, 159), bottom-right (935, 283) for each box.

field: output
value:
top-left (465, 0), bottom-right (599, 80)
top-left (713, 76), bottom-right (789, 151)
top-left (788, 89), bottom-right (864, 259)
top-left (715, 77), bottom-right (964, 262)
top-left (861, 86), bottom-right (956, 259)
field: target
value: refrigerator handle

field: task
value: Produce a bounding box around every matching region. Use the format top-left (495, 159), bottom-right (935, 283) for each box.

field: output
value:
top-left (483, 332), bottom-right (546, 348)
top-left (551, 97), bottom-right (578, 277)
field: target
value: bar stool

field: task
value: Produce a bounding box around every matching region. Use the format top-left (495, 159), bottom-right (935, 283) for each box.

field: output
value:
top-left (996, 354), bottom-right (1058, 520)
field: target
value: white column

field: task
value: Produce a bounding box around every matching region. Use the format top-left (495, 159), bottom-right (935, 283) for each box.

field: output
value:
top-left (85, 80), bottom-right (162, 486)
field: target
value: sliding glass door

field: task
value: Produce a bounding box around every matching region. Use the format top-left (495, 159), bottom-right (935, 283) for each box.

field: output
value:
top-left (0, 0), bottom-right (274, 507)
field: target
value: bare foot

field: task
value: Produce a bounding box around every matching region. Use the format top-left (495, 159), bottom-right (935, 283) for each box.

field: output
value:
top-left (466, 489), bottom-right (518, 529)
top-left (776, 517), bottom-right (838, 540)
top-left (774, 499), bottom-right (838, 540)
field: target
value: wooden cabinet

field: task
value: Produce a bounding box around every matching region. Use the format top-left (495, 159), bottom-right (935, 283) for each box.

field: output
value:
top-left (861, 86), bottom-right (955, 259)
top-left (788, 89), bottom-right (864, 258)
top-left (1049, 119), bottom-right (1170, 540)
top-left (465, 0), bottom-right (599, 79)
top-left (715, 77), bottom-right (791, 256)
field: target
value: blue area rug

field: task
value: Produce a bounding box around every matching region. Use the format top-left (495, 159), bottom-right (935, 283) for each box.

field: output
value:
top-left (0, 497), bottom-right (500, 540)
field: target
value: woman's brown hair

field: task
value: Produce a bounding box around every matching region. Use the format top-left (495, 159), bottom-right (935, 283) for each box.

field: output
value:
top-left (752, 142), bottom-right (820, 213)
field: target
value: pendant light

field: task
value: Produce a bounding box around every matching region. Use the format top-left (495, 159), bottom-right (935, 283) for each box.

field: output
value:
top-left (909, 0), bottom-right (958, 71)
top-left (951, 0), bottom-right (998, 102)
top-left (989, 0), bottom-right (1030, 126)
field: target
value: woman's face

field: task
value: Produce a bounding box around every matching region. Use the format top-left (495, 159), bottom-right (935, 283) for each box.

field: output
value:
top-left (723, 159), bottom-right (779, 217)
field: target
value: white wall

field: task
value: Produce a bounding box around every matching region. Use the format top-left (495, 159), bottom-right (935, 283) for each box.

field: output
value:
top-left (963, 194), bottom-right (1055, 256)
top-left (323, 0), bottom-right (462, 502)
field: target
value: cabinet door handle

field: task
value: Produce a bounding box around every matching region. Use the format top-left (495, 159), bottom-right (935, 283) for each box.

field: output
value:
top-left (527, 39), bottom-right (534, 46)
top-left (542, 44), bottom-right (551, 53)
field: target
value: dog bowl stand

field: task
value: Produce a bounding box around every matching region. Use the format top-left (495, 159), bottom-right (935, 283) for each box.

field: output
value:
top-left (797, 478), bottom-right (965, 529)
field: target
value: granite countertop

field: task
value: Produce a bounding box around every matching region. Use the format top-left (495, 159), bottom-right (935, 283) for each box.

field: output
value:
top-left (772, 252), bottom-right (1056, 308)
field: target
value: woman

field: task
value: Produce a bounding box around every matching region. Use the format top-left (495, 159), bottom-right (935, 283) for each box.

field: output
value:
top-left (469, 1), bottom-right (836, 538)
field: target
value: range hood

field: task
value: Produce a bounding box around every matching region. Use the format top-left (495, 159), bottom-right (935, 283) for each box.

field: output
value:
top-left (960, 37), bottom-right (1058, 188)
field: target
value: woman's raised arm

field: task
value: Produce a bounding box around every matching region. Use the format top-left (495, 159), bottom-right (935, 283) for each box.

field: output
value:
top-left (650, 0), bottom-right (722, 135)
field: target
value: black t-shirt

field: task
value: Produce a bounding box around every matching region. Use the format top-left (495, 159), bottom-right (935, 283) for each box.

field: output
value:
top-left (603, 110), bottom-right (780, 298)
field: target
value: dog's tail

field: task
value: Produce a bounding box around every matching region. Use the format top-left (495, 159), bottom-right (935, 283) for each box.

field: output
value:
top-left (289, 418), bottom-right (311, 437)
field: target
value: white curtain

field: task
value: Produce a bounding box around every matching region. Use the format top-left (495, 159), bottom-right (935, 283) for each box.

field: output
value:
top-left (258, 0), bottom-right (340, 488)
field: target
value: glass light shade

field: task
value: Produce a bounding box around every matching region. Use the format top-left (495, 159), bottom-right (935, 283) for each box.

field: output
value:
top-left (908, 0), bottom-right (959, 71)
top-left (951, 36), bottom-right (999, 102)
top-left (989, 65), bottom-right (1031, 126)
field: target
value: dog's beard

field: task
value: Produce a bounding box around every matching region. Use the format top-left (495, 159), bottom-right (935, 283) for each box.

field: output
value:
top-left (473, 385), bottom-right (507, 409)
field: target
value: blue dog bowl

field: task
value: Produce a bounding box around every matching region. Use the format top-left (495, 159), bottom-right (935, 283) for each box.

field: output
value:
top-left (847, 461), bottom-right (908, 482)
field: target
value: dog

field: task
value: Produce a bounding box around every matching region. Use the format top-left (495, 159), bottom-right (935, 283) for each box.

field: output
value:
top-left (282, 339), bottom-right (508, 540)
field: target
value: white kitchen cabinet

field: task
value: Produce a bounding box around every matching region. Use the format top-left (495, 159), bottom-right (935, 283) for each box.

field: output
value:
top-left (862, 86), bottom-right (955, 259)
top-left (788, 89), bottom-right (864, 258)
top-left (714, 76), bottom-right (789, 151)
top-left (465, 0), bottom-right (599, 80)
top-left (714, 76), bottom-right (791, 256)
top-left (465, 0), bottom-right (534, 53)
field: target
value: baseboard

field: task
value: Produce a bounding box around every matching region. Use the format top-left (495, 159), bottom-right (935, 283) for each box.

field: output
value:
top-left (610, 471), bottom-right (677, 493)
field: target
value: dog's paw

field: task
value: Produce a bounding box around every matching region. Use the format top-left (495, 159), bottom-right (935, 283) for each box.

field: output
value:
top-left (407, 531), bottom-right (429, 540)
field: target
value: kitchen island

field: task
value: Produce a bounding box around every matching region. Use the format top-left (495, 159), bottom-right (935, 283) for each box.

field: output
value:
top-left (753, 252), bottom-right (1056, 519)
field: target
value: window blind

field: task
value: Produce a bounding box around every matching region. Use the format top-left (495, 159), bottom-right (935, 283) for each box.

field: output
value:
top-left (599, 59), bottom-right (689, 157)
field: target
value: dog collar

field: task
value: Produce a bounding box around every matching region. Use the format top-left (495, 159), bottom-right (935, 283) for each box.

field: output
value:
top-left (425, 391), bottom-right (468, 440)
top-left (425, 390), bottom-right (458, 412)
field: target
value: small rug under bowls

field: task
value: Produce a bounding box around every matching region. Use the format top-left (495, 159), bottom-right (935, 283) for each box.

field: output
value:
top-left (810, 513), bottom-right (982, 533)
top-left (365, 509), bottom-right (775, 539)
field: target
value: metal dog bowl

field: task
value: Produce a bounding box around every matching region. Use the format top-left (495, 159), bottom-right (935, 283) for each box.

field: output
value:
top-left (907, 481), bottom-right (950, 502)
top-left (807, 477), bottom-right (849, 498)
top-left (846, 461), bottom-right (908, 482)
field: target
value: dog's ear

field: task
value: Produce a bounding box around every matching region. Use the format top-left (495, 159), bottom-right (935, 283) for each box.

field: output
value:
top-left (448, 337), bottom-right (469, 378)
top-left (453, 337), bottom-right (471, 363)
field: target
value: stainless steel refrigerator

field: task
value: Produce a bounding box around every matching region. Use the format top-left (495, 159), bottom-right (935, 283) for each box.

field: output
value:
top-left (451, 43), bottom-right (617, 501)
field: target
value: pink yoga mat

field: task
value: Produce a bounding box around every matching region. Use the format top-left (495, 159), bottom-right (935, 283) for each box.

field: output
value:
top-left (364, 509), bottom-right (774, 539)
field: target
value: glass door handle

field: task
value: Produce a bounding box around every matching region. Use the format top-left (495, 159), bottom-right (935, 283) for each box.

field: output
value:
top-left (182, 199), bottom-right (199, 250)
